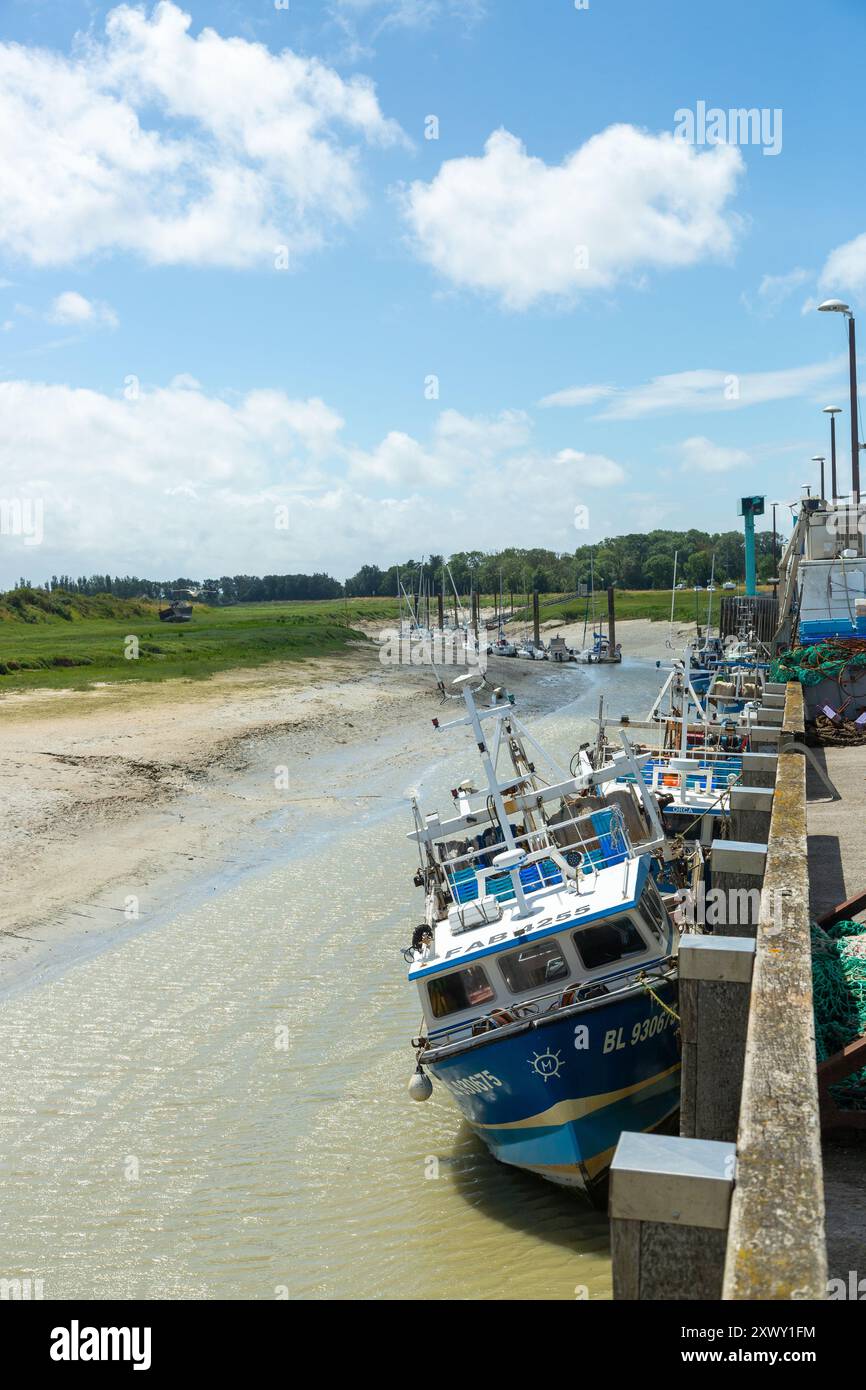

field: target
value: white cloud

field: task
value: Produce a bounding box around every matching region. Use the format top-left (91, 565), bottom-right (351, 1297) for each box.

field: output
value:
top-left (331, 0), bottom-right (485, 47)
top-left (742, 267), bottom-right (810, 317)
top-left (819, 232), bottom-right (866, 297)
top-left (540, 384), bottom-right (617, 409)
top-left (347, 429), bottom-right (438, 484)
top-left (553, 449), bottom-right (625, 486)
top-left (675, 436), bottom-right (749, 474)
top-left (543, 358), bottom-right (846, 421)
top-left (0, 381), bottom-right (629, 581)
top-left (347, 407), bottom-right (530, 484)
top-left (335, 0), bottom-right (454, 21)
top-left (0, 1), bottom-right (403, 269)
top-left (48, 291), bottom-right (119, 328)
top-left (401, 125), bottom-right (744, 309)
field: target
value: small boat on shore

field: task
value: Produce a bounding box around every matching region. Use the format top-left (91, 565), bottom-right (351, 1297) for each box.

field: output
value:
top-left (517, 639), bottom-right (547, 661)
top-left (491, 633), bottom-right (518, 657)
top-left (402, 675), bottom-right (682, 1200)
top-left (547, 635), bottom-right (576, 663)
top-left (575, 630), bottom-right (622, 664)
top-left (158, 599), bottom-right (192, 623)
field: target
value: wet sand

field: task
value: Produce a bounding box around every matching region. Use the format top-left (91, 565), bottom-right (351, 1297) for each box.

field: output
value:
top-left (0, 620), bottom-right (680, 991)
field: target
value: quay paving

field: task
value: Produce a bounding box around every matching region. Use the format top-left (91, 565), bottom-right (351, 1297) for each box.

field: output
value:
top-left (806, 743), bottom-right (866, 1287)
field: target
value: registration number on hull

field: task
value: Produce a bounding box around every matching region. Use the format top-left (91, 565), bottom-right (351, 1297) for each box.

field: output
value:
top-left (602, 1010), bottom-right (676, 1053)
top-left (441, 1069), bottom-right (503, 1097)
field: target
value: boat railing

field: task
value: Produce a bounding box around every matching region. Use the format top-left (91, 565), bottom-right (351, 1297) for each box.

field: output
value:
top-left (616, 751), bottom-right (743, 802)
top-left (440, 805), bottom-right (632, 908)
top-left (422, 955), bottom-right (677, 1051)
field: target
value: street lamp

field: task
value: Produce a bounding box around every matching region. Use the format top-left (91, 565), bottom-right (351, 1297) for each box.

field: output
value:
top-left (817, 300), bottom-right (860, 503)
top-left (812, 455), bottom-right (826, 501)
top-left (823, 406), bottom-right (842, 500)
top-left (770, 500), bottom-right (783, 570)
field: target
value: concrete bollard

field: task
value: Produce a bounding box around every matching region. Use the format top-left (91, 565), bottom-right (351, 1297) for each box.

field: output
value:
top-left (709, 839), bottom-right (767, 938)
top-left (610, 1132), bottom-right (736, 1300)
top-left (748, 725), bottom-right (781, 749)
top-left (758, 707), bottom-right (784, 726)
top-left (679, 935), bottom-right (756, 1143)
top-left (730, 785), bottom-right (774, 844)
top-left (741, 751), bottom-right (778, 789)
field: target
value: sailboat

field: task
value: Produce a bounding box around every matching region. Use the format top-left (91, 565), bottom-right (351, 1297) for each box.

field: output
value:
top-left (574, 554), bottom-right (621, 664)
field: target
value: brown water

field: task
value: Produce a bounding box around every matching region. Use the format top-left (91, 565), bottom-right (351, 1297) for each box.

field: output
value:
top-left (0, 663), bottom-right (663, 1300)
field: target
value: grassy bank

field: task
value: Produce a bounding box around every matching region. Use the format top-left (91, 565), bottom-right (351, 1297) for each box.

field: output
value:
top-left (0, 586), bottom-right (771, 692)
top-left (534, 587), bottom-right (771, 628)
top-left (0, 592), bottom-right (388, 690)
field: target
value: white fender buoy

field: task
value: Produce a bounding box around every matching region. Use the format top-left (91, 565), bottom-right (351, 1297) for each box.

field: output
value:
top-left (408, 1068), bottom-right (433, 1102)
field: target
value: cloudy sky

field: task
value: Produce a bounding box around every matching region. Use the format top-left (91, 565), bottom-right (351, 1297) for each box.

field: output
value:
top-left (1, 0), bottom-right (865, 585)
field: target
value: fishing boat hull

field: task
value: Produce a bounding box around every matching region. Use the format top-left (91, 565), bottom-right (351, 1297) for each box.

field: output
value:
top-left (425, 978), bottom-right (680, 1198)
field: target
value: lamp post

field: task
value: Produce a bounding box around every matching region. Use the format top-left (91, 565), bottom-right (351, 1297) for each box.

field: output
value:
top-left (812, 455), bottom-right (826, 501)
top-left (770, 500), bottom-right (783, 571)
top-left (823, 405), bottom-right (842, 500)
top-left (818, 300), bottom-right (860, 503)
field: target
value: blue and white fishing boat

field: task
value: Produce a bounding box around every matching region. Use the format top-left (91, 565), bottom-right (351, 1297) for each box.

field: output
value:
top-left (403, 675), bottom-right (682, 1200)
top-left (601, 650), bottom-right (747, 847)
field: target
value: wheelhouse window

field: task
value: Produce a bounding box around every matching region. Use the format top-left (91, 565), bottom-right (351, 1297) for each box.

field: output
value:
top-left (498, 939), bottom-right (568, 994)
top-left (642, 879), bottom-right (668, 945)
top-left (572, 917), bottom-right (648, 972)
top-left (427, 964), bottom-right (495, 1019)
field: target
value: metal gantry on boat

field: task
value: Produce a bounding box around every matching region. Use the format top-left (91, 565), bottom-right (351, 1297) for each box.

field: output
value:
top-left (403, 674), bottom-right (686, 1199)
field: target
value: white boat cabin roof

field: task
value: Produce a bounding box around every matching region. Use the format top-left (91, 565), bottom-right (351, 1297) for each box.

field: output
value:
top-left (408, 855), bottom-right (651, 982)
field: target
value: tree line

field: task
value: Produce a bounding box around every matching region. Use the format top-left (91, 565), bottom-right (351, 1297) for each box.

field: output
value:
top-left (8, 527), bottom-right (780, 605)
top-left (16, 572), bottom-right (345, 602)
top-left (344, 529), bottom-right (780, 598)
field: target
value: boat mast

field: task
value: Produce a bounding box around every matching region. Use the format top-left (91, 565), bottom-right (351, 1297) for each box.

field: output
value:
top-left (705, 552), bottom-right (715, 643)
top-left (668, 550), bottom-right (678, 649)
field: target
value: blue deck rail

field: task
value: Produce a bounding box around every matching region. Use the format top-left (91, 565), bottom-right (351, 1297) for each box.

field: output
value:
top-left (446, 808), bottom-right (629, 906)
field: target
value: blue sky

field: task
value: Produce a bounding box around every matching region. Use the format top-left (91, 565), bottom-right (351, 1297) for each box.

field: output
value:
top-left (2, 0), bottom-right (866, 585)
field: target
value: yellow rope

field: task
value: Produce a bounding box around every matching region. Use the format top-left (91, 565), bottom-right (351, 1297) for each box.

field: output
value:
top-left (638, 974), bottom-right (680, 1023)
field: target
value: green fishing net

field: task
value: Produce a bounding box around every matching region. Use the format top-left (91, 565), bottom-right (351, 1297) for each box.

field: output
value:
top-left (771, 639), bottom-right (866, 687)
top-left (811, 919), bottom-right (866, 1108)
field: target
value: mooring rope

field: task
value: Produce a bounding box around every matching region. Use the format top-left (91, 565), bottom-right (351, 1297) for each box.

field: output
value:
top-left (637, 973), bottom-right (680, 1024)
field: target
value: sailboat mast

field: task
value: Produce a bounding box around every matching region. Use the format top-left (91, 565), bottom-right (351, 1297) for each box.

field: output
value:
top-left (705, 553), bottom-right (715, 639)
top-left (668, 550), bottom-right (678, 648)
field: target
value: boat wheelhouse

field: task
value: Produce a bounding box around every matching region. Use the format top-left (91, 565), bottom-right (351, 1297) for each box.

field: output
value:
top-left (595, 649), bottom-right (751, 855)
top-left (403, 676), bottom-right (681, 1199)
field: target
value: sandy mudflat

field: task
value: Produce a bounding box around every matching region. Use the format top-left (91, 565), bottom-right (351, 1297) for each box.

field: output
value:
top-left (536, 615), bottom-right (699, 660)
top-left (0, 646), bottom-right (432, 988)
top-left (0, 619), bottom-right (681, 991)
